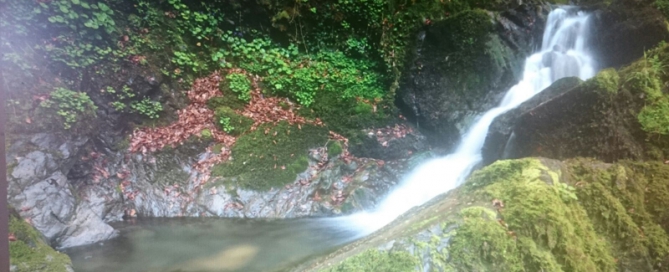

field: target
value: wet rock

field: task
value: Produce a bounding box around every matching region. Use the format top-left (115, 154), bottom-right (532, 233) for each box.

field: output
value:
top-left (397, 5), bottom-right (548, 150)
top-left (588, 1), bottom-right (669, 69)
top-left (482, 76), bottom-right (583, 164)
top-left (354, 124), bottom-right (427, 160)
top-left (298, 158), bottom-right (669, 272)
top-left (6, 133), bottom-right (119, 249)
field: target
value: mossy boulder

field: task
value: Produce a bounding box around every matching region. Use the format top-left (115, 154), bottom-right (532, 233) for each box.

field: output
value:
top-left (298, 158), bottom-right (669, 272)
top-left (397, 5), bottom-right (547, 150)
top-left (9, 209), bottom-right (74, 272)
top-left (211, 121), bottom-right (328, 191)
top-left (484, 42), bottom-right (669, 163)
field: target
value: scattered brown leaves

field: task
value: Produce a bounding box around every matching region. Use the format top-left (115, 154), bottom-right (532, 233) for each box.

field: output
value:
top-left (129, 72), bottom-right (230, 154)
top-left (492, 198), bottom-right (504, 208)
top-left (367, 124), bottom-right (413, 147)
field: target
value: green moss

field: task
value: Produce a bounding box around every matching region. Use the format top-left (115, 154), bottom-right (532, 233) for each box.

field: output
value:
top-left (445, 207), bottom-right (525, 272)
top-left (567, 159), bottom-right (669, 270)
top-left (464, 159), bottom-right (616, 272)
top-left (9, 211), bottom-right (72, 272)
top-left (327, 141), bottom-right (343, 157)
top-left (299, 90), bottom-right (392, 146)
top-left (213, 107), bottom-right (254, 136)
top-left (200, 129), bottom-right (213, 140)
top-left (211, 121), bottom-right (328, 190)
top-left (206, 83), bottom-right (248, 111)
top-left (320, 249), bottom-right (419, 272)
top-left (586, 68), bottom-right (619, 95)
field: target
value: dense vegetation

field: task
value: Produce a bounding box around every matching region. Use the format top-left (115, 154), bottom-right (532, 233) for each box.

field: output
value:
top-left (2, 0), bottom-right (518, 190)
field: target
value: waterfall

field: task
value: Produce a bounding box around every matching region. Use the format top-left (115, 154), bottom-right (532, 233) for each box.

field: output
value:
top-left (339, 7), bottom-right (596, 235)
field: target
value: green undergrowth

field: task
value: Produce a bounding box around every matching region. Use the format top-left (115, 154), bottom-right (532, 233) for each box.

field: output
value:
top-left (211, 121), bottom-right (328, 190)
top-left (620, 42), bottom-right (669, 135)
top-left (9, 210), bottom-right (72, 272)
top-left (319, 249), bottom-right (419, 272)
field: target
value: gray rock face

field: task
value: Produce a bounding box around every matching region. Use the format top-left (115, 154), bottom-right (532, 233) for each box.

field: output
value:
top-left (7, 129), bottom-right (407, 249)
top-left (7, 134), bottom-right (119, 249)
top-left (116, 149), bottom-right (404, 219)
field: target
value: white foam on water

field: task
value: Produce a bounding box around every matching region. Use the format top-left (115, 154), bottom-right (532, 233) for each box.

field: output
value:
top-left (339, 7), bottom-right (597, 235)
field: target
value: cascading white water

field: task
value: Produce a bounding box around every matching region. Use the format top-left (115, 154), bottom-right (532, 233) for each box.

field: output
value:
top-left (341, 7), bottom-right (597, 235)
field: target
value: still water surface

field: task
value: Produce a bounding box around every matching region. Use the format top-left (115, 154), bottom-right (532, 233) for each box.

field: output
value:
top-left (64, 218), bottom-right (354, 272)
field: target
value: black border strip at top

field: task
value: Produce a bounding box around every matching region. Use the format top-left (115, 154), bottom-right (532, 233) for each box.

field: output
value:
top-left (0, 66), bottom-right (10, 271)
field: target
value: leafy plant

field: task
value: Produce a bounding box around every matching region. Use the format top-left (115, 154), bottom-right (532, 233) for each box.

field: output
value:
top-left (215, 31), bottom-right (384, 106)
top-left (226, 73), bottom-right (252, 102)
top-left (219, 117), bottom-right (234, 133)
top-left (39, 87), bottom-right (98, 130)
top-left (130, 98), bottom-right (163, 119)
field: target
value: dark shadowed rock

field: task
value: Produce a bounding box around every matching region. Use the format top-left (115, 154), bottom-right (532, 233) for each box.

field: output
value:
top-left (588, 0), bottom-right (669, 69)
top-left (397, 4), bottom-right (548, 150)
top-left (482, 77), bottom-right (583, 164)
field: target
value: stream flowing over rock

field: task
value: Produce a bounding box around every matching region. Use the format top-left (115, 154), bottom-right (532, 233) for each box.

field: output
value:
top-left (296, 158), bottom-right (669, 272)
top-left (482, 3), bottom-right (669, 164)
top-left (397, 4), bottom-right (549, 150)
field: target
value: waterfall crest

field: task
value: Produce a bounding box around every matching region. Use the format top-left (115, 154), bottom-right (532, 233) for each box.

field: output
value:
top-left (340, 7), bottom-right (596, 235)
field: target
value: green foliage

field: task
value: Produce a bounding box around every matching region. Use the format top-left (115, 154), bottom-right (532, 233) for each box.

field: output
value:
top-left (215, 31), bottom-right (385, 106)
top-left (622, 45), bottom-right (669, 135)
top-left (656, 0), bottom-right (669, 19)
top-left (213, 107), bottom-right (253, 136)
top-left (39, 87), bottom-right (97, 130)
top-left (102, 85), bottom-right (162, 119)
top-left (211, 121), bottom-right (328, 190)
top-left (9, 210), bottom-right (73, 272)
top-left (219, 117), bottom-right (234, 133)
top-left (226, 73), bottom-right (252, 102)
top-left (130, 98), bottom-right (163, 119)
top-left (37, 0), bottom-right (120, 68)
top-left (320, 249), bottom-right (419, 272)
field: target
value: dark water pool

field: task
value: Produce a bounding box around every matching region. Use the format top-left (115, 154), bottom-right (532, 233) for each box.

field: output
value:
top-left (64, 217), bottom-right (357, 272)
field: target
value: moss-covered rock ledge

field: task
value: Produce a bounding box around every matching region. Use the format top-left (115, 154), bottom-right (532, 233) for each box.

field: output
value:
top-left (8, 209), bottom-right (74, 272)
top-left (294, 158), bottom-right (669, 272)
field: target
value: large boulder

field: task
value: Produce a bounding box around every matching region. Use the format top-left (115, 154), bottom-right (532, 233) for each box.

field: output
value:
top-left (6, 133), bottom-right (119, 249)
top-left (397, 5), bottom-right (548, 150)
top-left (295, 158), bottom-right (669, 272)
top-left (482, 76), bottom-right (583, 165)
top-left (483, 42), bottom-right (669, 164)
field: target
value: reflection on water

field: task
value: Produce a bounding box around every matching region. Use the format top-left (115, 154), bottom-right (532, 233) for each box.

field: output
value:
top-left (64, 218), bottom-right (357, 272)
